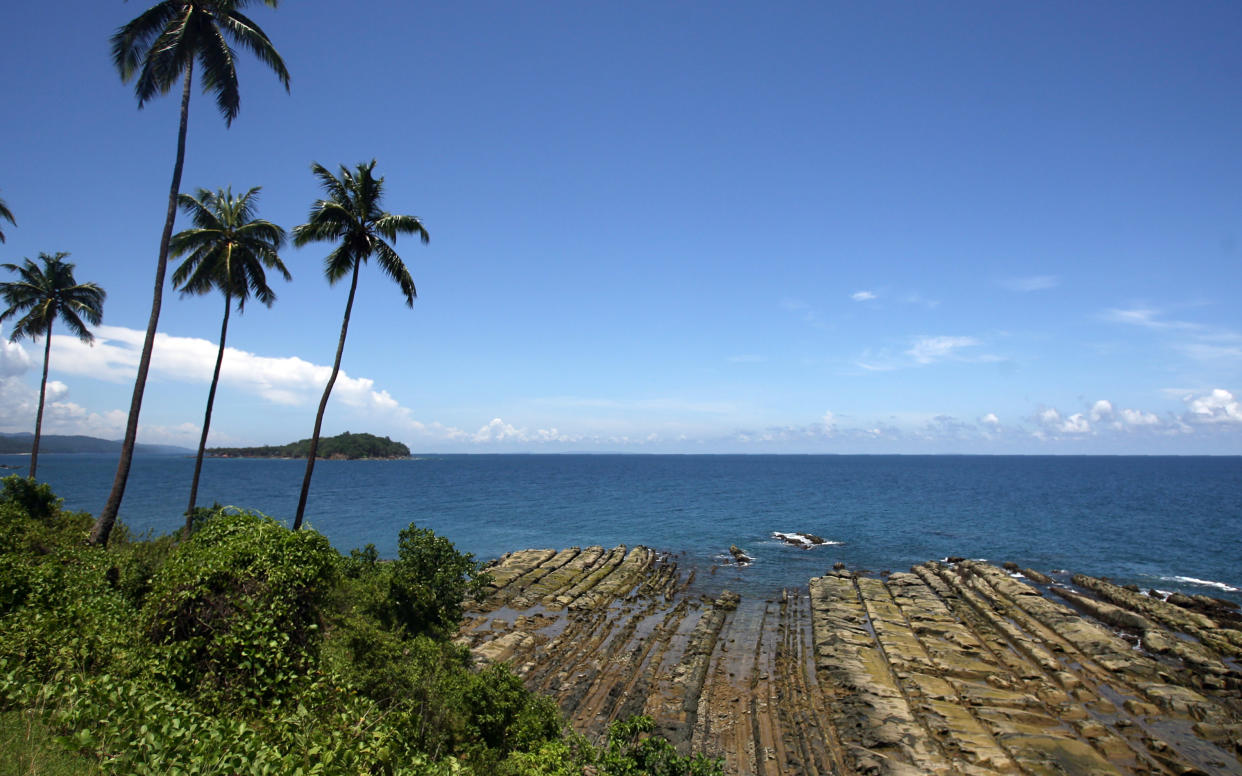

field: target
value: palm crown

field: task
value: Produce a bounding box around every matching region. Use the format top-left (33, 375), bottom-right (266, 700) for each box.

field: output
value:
top-left (112, 0), bottom-right (289, 125)
top-left (172, 186), bottom-right (289, 309)
top-left (292, 161), bottom-right (429, 304)
top-left (1, 253), bottom-right (105, 344)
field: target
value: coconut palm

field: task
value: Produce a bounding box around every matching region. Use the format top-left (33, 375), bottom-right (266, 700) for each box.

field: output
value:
top-left (92, 0), bottom-right (290, 547)
top-left (0, 253), bottom-right (106, 478)
top-left (0, 193), bottom-right (15, 243)
top-left (171, 186), bottom-right (288, 530)
top-left (290, 161), bottom-right (429, 530)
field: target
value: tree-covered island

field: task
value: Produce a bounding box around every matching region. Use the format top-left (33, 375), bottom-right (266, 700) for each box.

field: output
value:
top-left (208, 431), bottom-right (410, 460)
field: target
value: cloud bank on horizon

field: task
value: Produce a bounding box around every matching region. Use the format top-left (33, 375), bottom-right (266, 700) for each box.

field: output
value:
top-left (0, 325), bottom-right (1238, 454)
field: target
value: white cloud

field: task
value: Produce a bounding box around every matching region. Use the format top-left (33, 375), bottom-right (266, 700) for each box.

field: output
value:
top-left (726, 354), bottom-right (766, 364)
top-left (471, 417), bottom-right (581, 444)
top-left (980, 413), bottom-right (1000, 426)
top-left (906, 336), bottom-right (981, 364)
top-left (1037, 408), bottom-right (1091, 435)
top-left (1090, 399), bottom-right (1113, 422)
top-left (999, 275), bottom-right (1059, 292)
top-left (1101, 307), bottom-right (1199, 332)
top-left (0, 341), bottom-right (31, 377)
top-left (1118, 408), bottom-right (1160, 427)
top-left (1184, 389), bottom-right (1242, 424)
top-left (49, 325), bottom-right (407, 414)
top-left (822, 411), bottom-right (836, 436)
top-left (851, 290), bottom-right (876, 301)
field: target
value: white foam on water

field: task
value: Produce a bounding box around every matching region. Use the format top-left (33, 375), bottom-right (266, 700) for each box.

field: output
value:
top-left (1159, 575), bottom-right (1240, 593)
top-left (771, 531), bottom-right (843, 548)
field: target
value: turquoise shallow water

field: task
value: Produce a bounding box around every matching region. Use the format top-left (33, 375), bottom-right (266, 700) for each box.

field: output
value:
top-left (6, 453), bottom-right (1241, 602)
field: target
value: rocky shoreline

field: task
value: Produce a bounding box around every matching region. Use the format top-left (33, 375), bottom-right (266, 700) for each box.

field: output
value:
top-left (458, 548), bottom-right (1242, 775)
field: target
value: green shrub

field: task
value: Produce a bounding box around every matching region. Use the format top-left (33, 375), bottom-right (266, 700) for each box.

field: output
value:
top-left (0, 476), bottom-right (60, 522)
top-left (140, 509), bottom-right (338, 709)
top-left (386, 523), bottom-right (491, 638)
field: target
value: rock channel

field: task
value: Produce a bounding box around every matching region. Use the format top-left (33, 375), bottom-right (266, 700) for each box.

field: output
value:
top-left (458, 547), bottom-right (1242, 775)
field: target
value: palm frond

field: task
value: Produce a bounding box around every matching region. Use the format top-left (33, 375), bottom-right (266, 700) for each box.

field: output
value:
top-left (220, 10), bottom-right (290, 91)
top-left (375, 213), bottom-right (430, 244)
top-left (196, 21), bottom-right (242, 124)
top-left (373, 240), bottom-right (417, 306)
top-left (132, 8), bottom-right (194, 106)
top-left (111, 0), bottom-right (180, 82)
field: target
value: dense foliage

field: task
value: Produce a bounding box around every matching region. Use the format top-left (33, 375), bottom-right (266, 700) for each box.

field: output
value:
top-left (208, 431), bottom-right (410, 460)
top-left (0, 476), bottom-right (722, 775)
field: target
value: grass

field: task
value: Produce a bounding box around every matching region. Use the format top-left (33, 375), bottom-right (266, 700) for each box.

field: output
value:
top-left (0, 710), bottom-right (102, 775)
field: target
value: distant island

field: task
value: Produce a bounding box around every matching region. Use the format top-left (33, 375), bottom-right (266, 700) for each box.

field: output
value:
top-left (207, 431), bottom-right (410, 460)
top-left (0, 432), bottom-right (191, 456)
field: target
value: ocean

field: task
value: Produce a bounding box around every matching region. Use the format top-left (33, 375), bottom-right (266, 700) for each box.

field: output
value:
top-left (5, 453), bottom-right (1240, 603)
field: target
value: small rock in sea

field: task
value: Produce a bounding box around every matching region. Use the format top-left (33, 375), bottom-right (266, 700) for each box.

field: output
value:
top-left (729, 545), bottom-right (753, 565)
top-left (833, 562), bottom-right (846, 571)
top-left (1002, 561), bottom-right (1020, 572)
top-left (946, 556), bottom-right (966, 564)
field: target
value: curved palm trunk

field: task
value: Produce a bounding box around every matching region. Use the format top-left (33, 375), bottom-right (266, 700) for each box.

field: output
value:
top-left (185, 288), bottom-right (231, 533)
top-left (29, 323), bottom-right (53, 479)
top-left (90, 62), bottom-right (194, 547)
top-left (293, 260), bottom-right (361, 530)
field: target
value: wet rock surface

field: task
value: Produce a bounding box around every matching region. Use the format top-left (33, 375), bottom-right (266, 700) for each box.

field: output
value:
top-left (459, 550), bottom-right (1242, 775)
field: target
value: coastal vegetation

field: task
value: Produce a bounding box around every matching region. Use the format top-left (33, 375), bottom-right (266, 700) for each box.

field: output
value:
top-left (208, 431), bottom-right (410, 460)
top-left (170, 186), bottom-right (289, 527)
top-left (0, 476), bottom-right (721, 774)
top-left (93, 0), bottom-right (290, 547)
top-left (0, 253), bottom-right (106, 478)
top-left (290, 160), bottom-right (430, 531)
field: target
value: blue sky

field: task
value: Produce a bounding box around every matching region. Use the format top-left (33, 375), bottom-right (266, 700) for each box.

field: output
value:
top-left (2, 1), bottom-right (1241, 453)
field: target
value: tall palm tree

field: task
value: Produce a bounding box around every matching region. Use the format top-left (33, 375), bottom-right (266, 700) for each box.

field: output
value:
top-left (290, 161), bottom-right (429, 530)
top-left (92, 0), bottom-right (290, 547)
top-left (0, 253), bottom-right (106, 479)
top-left (171, 186), bottom-right (288, 531)
top-left (0, 193), bottom-right (15, 243)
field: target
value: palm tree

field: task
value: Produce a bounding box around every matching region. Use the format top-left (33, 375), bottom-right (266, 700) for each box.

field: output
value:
top-left (0, 253), bottom-right (106, 478)
top-left (171, 186), bottom-right (288, 531)
top-left (92, 0), bottom-right (290, 547)
top-left (290, 161), bottom-right (429, 530)
top-left (0, 193), bottom-right (15, 243)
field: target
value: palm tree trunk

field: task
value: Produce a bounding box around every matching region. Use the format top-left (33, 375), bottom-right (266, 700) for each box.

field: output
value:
top-left (90, 62), bottom-right (194, 547)
top-left (29, 323), bottom-right (52, 479)
top-left (185, 288), bottom-right (231, 533)
top-left (293, 260), bottom-right (361, 530)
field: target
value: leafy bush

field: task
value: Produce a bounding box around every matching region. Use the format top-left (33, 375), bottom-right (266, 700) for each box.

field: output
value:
top-left (386, 522), bottom-right (491, 638)
top-left (140, 509), bottom-right (338, 709)
top-left (0, 487), bottom-right (720, 775)
top-left (0, 475), bottom-right (60, 522)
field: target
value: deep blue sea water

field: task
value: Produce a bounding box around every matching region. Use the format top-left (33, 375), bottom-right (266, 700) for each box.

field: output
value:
top-left (5, 453), bottom-right (1240, 602)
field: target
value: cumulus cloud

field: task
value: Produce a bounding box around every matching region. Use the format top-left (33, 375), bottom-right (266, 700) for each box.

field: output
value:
top-left (980, 413), bottom-right (1000, 426)
top-left (49, 325), bottom-right (408, 414)
top-left (471, 417), bottom-right (581, 444)
top-left (999, 275), bottom-right (1059, 292)
top-left (0, 341), bottom-right (31, 377)
top-left (822, 411), bottom-right (836, 436)
top-left (1090, 399), bottom-right (1113, 422)
top-left (851, 290), bottom-right (877, 301)
top-left (1184, 389), bottom-right (1242, 424)
top-left (1037, 408), bottom-right (1091, 435)
top-left (906, 336), bottom-right (981, 364)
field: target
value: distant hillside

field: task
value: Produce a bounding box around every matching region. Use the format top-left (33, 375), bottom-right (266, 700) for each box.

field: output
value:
top-left (0, 432), bottom-right (192, 456)
top-left (207, 431), bottom-right (410, 460)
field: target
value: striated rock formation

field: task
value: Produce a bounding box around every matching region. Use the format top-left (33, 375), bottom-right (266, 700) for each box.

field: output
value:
top-left (459, 550), bottom-right (1242, 775)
